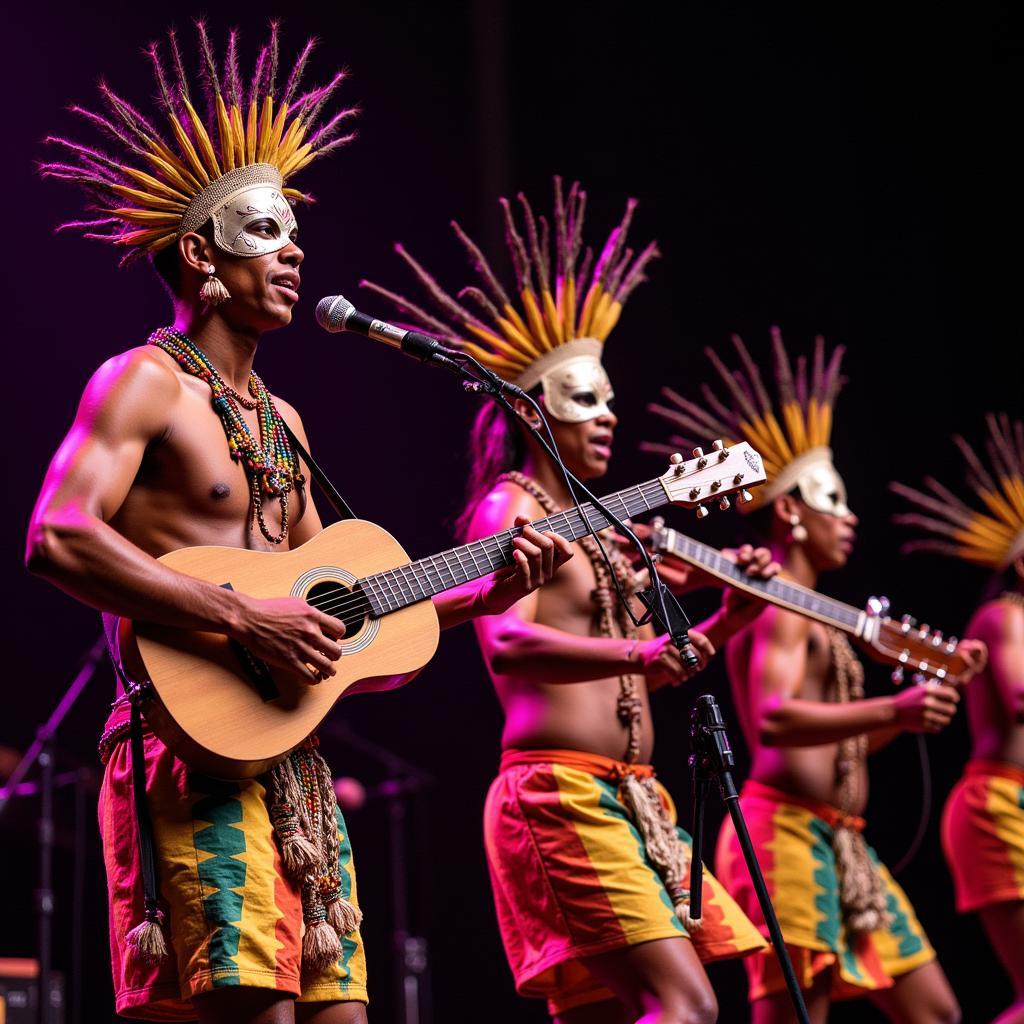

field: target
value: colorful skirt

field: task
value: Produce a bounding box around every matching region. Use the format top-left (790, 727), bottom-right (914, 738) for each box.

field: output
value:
top-left (99, 705), bottom-right (367, 1020)
top-left (715, 780), bottom-right (934, 1001)
top-left (483, 748), bottom-right (767, 1016)
top-left (943, 760), bottom-right (1024, 913)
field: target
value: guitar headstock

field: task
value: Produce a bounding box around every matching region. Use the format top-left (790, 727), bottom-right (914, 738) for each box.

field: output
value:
top-left (863, 597), bottom-right (968, 682)
top-left (658, 441), bottom-right (767, 517)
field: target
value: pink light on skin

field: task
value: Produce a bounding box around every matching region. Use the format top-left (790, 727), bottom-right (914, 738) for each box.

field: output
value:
top-left (503, 691), bottom-right (551, 738)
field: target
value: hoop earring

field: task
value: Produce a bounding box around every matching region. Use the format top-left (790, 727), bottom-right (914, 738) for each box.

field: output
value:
top-left (789, 514), bottom-right (808, 544)
top-left (199, 265), bottom-right (231, 307)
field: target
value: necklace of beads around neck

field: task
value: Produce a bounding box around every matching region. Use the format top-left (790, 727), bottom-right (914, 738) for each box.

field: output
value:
top-left (148, 327), bottom-right (304, 545)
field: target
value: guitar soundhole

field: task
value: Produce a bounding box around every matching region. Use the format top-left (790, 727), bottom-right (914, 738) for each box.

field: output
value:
top-left (306, 580), bottom-right (369, 641)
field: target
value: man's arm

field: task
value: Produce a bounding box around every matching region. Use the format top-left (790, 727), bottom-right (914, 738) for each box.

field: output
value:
top-left (467, 486), bottom-right (706, 686)
top-left (749, 606), bottom-right (959, 747)
top-left (27, 352), bottom-right (345, 680)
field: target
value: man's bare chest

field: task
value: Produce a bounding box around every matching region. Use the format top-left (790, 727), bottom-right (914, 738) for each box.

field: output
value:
top-left (120, 387), bottom-right (301, 545)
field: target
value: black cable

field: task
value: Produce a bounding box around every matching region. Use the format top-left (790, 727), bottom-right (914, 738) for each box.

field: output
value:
top-left (891, 734), bottom-right (932, 875)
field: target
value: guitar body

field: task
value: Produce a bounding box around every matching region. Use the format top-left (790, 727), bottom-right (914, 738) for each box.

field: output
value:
top-left (121, 519), bottom-right (440, 779)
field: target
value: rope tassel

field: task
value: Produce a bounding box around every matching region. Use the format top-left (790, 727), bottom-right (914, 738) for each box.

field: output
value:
top-left (618, 773), bottom-right (702, 930)
top-left (267, 742), bottom-right (363, 971)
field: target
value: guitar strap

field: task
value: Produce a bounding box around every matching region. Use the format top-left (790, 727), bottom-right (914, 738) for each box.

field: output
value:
top-left (282, 422), bottom-right (357, 522)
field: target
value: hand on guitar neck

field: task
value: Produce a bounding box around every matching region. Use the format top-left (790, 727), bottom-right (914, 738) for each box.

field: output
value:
top-left (645, 518), bottom-right (989, 688)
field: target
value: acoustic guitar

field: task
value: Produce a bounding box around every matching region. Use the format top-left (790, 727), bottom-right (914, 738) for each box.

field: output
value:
top-left (646, 517), bottom-right (973, 682)
top-left (122, 441), bottom-right (766, 778)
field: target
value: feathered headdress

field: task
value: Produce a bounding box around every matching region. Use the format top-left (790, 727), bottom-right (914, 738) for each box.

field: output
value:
top-left (644, 327), bottom-right (846, 510)
top-left (40, 20), bottom-right (357, 263)
top-left (891, 414), bottom-right (1024, 568)
top-left (360, 176), bottom-right (659, 388)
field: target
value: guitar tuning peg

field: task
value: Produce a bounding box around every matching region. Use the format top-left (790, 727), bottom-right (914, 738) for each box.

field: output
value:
top-left (946, 636), bottom-right (958, 653)
top-left (718, 496), bottom-right (731, 511)
top-left (866, 596), bottom-right (883, 617)
top-left (692, 447), bottom-right (705, 458)
top-left (695, 505), bottom-right (709, 519)
top-left (712, 439), bottom-right (725, 451)
top-left (891, 667), bottom-right (904, 685)
top-left (931, 630), bottom-right (943, 646)
top-left (738, 489), bottom-right (753, 504)
top-left (669, 453), bottom-right (684, 464)
top-left (879, 596), bottom-right (890, 615)
top-left (911, 672), bottom-right (927, 686)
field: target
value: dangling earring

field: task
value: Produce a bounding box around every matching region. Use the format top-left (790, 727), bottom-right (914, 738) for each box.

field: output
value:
top-left (199, 265), bottom-right (231, 307)
top-left (789, 514), bottom-right (808, 543)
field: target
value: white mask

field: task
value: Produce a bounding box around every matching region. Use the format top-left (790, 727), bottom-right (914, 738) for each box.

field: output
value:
top-left (751, 446), bottom-right (851, 517)
top-left (795, 459), bottom-right (850, 517)
top-left (211, 185), bottom-right (298, 258)
top-left (541, 355), bottom-right (614, 424)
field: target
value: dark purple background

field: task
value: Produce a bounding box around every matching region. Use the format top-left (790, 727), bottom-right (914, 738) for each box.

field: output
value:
top-left (4, 2), bottom-right (1020, 1021)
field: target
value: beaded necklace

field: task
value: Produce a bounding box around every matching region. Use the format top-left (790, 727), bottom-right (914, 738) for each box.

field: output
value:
top-left (148, 327), bottom-right (304, 544)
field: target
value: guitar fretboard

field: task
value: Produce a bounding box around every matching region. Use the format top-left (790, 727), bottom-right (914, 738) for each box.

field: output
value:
top-left (661, 529), bottom-right (864, 634)
top-left (359, 479), bottom-right (668, 616)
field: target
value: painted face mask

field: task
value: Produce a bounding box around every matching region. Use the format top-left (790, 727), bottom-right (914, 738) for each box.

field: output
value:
top-left (211, 184), bottom-right (298, 258)
top-left (514, 338), bottom-right (613, 424)
top-left (795, 456), bottom-right (850, 517)
top-left (540, 355), bottom-right (614, 424)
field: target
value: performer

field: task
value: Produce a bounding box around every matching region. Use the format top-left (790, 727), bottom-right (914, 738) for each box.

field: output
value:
top-left (893, 414), bottom-right (1024, 1024)
top-left (27, 25), bottom-right (570, 1023)
top-left (363, 179), bottom-right (776, 1024)
top-left (648, 330), bottom-right (979, 1023)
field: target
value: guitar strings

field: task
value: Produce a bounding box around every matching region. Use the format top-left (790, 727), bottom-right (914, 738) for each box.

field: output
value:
top-left (294, 484), bottom-right (669, 619)
top-left (285, 473), bottom-right (741, 623)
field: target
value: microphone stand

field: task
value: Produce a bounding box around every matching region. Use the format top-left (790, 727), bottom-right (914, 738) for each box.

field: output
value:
top-left (0, 633), bottom-right (107, 1024)
top-left (689, 695), bottom-right (810, 1024)
top-left (424, 350), bottom-right (700, 665)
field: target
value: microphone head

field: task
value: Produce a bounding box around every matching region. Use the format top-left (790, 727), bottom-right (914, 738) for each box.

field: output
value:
top-left (315, 294), bottom-right (354, 333)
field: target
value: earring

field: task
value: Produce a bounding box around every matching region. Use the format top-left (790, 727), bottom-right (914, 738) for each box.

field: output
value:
top-left (199, 265), bottom-right (231, 307)
top-left (789, 514), bottom-right (808, 543)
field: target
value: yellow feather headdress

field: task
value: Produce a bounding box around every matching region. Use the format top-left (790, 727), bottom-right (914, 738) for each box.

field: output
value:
top-left (643, 327), bottom-right (847, 510)
top-left (360, 176), bottom-right (660, 386)
top-left (891, 414), bottom-right (1024, 568)
top-left (41, 20), bottom-right (357, 263)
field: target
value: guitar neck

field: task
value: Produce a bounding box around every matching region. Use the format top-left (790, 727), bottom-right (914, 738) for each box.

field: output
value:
top-left (657, 526), bottom-right (869, 638)
top-left (359, 479), bottom-right (670, 616)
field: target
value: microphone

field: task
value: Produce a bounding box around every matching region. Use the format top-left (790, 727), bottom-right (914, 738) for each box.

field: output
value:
top-left (316, 294), bottom-right (446, 362)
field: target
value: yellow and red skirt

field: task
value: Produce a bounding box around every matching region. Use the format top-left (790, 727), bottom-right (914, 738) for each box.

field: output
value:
top-left (483, 748), bottom-right (767, 1016)
top-left (98, 705), bottom-right (367, 1020)
top-left (943, 760), bottom-right (1024, 913)
top-left (715, 780), bottom-right (934, 1002)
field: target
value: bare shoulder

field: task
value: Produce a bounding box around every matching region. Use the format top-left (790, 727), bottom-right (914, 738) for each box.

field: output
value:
top-left (752, 602), bottom-right (812, 649)
top-left (78, 345), bottom-right (181, 429)
top-left (465, 481), bottom-right (545, 540)
top-left (969, 596), bottom-right (1024, 644)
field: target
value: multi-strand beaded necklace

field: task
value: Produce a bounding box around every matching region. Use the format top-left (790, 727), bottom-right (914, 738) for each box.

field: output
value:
top-left (148, 327), bottom-right (304, 544)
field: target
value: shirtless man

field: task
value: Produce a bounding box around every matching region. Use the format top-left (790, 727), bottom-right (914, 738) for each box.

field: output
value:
top-left (649, 330), bottom-right (976, 1023)
top-left (28, 26), bottom-right (569, 1023)
top-left (363, 179), bottom-right (776, 1023)
top-left (894, 415), bottom-right (1024, 1024)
